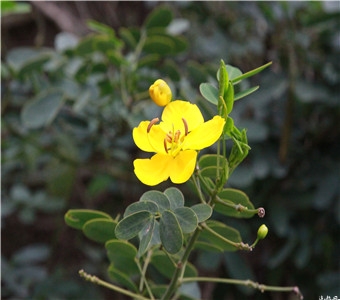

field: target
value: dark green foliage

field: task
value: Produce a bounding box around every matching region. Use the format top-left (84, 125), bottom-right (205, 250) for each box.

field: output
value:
top-left (2, 2), bottom-right (339, 299)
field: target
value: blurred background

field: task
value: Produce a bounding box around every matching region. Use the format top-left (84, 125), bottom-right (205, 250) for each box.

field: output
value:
top-left (1, 1), bottom-right (340, 299)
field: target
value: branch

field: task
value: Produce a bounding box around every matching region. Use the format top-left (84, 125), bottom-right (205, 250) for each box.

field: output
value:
top-left (30, 1), bottom-right (87, 35)
top-left (79, 269), bottom-right (150, 300)
top-left (182, 277), bottom-right (303, 299)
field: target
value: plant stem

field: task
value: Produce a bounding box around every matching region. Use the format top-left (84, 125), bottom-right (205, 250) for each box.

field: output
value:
top-left (137, 251), bottom-right (155, 300)
top-left (214, 195), bottom-right (260, 215)
top-left (160, 229), bottom-right (201, 300)
top-left (181, 277), bottom-right (303, 299)
top-left (191, 170), bottom-right (206, 204)
top-left (200, 222), bottom-right (253, 251)
top-left (79, 269), bottom-right (150, 300)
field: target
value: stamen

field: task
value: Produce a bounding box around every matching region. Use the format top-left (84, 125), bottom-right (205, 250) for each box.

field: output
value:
top-left (166, 132), bottom-right (172, 143)
top-left (174, 130), bottom-right (181, 143)
top-left (163, 138), bottom-right (169, 153)
top-left (182, 118), bottom-right (188, 136)
top-left (147, 118), bottom-right (159, 133)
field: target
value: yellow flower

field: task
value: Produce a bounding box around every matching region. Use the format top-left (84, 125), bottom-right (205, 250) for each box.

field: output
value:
top-left (133, 100), bottom-right (225, 186)
top-left (149, 79), bottom-right (172, 106)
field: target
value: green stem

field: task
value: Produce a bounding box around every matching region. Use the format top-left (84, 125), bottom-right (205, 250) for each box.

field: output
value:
top-left (214, 196), bottom-right (260, 215)
top-left (181, 277), bottom-right (303, 299)
top-left (200, 222), bottom-right (252, 251)
top-left (216, 138), bottom-right (221, 179)
top-left (120, 29), bottom-right (147, 107)
top-left (191, 170), bottom-right (206, 204)
top-left (137, 251), bottom-right (155, 300)
top-left (160, 228), bottom-right (201, 300)
top-left (79, 269), bottom-right (150, 300)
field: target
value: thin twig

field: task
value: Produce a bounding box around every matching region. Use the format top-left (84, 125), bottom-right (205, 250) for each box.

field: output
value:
top-left (181, 277), bottom-right (304, 299)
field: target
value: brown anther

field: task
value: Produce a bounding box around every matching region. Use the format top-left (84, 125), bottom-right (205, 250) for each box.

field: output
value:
top-left (163, 138), bottom-right (169, 153)
top-left (174, 130), bottom-right (181, 143)
top-left (147, 118), bottom-right (159, 133)
top-left (182, 118), bottom-right (188, 135)
top-left (166, 132), bottom-right (172, 143)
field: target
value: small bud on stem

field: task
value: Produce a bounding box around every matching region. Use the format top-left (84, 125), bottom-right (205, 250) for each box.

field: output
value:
top-left (251, 224), bottom-right (269, 249)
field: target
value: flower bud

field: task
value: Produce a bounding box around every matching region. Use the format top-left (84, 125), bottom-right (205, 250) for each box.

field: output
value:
top-left (257, 224), bottom-right (268, 240)
top-left (149, 79), bottom-right (172, 106)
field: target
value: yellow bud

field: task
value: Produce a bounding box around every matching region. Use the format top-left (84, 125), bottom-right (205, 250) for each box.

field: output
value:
top-left (149, 79), bottom-right (172, 106)
top-left (257, 224), bottom-right (268, 240)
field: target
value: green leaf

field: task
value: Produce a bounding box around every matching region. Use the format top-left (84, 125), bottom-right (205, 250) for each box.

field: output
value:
top-left (160, 210), bottom-right (183, 254)
top-left (198, 154), bottom-right (228, 179)
top-left (138, 217), bottom-right (156, 257)
top-left (87, 174), bottom-right (112, 198)
top-left (161, 59), bottom-right (181, 81)
top-left (107, 264), bottom-right (138, 292)
top-left (6, 47), bottom-right (49, 74)
top-left (166, 34), bottom-right (188, 54)
top-left (87, 19), bottom-right (115, 36)
top-left (2, 1), bottom-right (31, 15)
top-left (228, 129), bottom-right (250, 171)
top-left (226, 65), bottom-right (242, 82)
top-left (194, 241), bottom-right (224, 252)
top-left (54, 78), bottom-right (81, 100)
top-left (119, 27), bottom-right (138, 49)
top-left (75, 36), bottom-right (95, 56)
top-left (138, 53), bottom-right (161, 68)
top-left (106, 240), bottom-right (139, 275)
top-left (115, 211), bottom-right (152, 240)
top-left (224, 81), bottom-right (234, 114)
top-left (140, 191), bottom-right (170, 213)
top-left (199, 166), bottom-right (220, 178)
top-left (199, 83), bottom-right (218, 105)
top-left (198, 220), bottom-right (242, 252)
top-left (107, 50), bottom-right (126, 67)
top-left (191, 204), bottom-right (212, 223)
top-left (144, 6), bottom-right (173, 30)
top-left (164, 187), bottom-right (184, 210)
top-left (82, 219), bottom-right (117, 243)
top-left (188, 60), bottom-right (209, 85)
top-left (219, 60), bottom-right (229, 99)
top-left (234, 86), bottom-right (259, 101)
top-left (231, 62), bottom-right (272, 84)
top-left (19, 55), bottom-right (51, 77)
top-left (151, 251), bottom-right (198, 279)
top-left (224, 116), bottom-right (234, 135)
top-left (215, 188), bottom-right (255, 218)
top-left (174, 207), bottom-right (198, 234)
top-left (179, 282), bottom-right (201, 300)
top-left (124, 201), bottom-right (159, 217)
top-left (143, 35), bottom-right (175, 55)
top-left (94, 35), bottom-right (122, 52)
top-left (199, 154), bottom-right (228, 169)
top-left (149, 285), bottom-right (168, 299)
top-left (21, 89), bottom-right (65, 129)
top-left (64, 209), bottom-right (112, 230)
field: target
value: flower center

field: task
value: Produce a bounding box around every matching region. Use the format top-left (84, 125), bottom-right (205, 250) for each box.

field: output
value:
top-left (147, 117), bottom-right (189, 157)
top-left (163, 118), bottom-right (189, 156)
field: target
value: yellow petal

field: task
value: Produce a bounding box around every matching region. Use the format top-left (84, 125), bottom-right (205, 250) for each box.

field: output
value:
top-left (133, 121), bottom-right (166, 153)
top-left (133, 153), bottom-right (173, 186)
top-left (161, 100), bottom-right (204, 133)
top-left (169, 150), bottom-right (197, 184)
top-left (182, 116), bottom-right (225, 150)
top-left (149, 79), bottom-right (172, 106)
